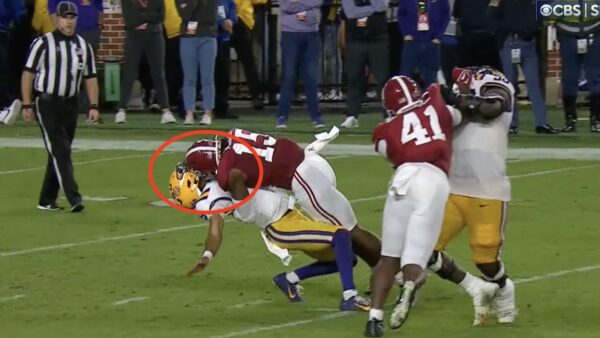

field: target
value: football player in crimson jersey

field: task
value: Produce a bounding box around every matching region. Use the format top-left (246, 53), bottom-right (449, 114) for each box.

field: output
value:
top-left (185, 129), bottom-right (383, 270)
top-left (427, 67), bottom-right (517, 326)
top-left (364, 76), bottom-right (463, 337)
top-left (169, 168), bottom-right (371, 312)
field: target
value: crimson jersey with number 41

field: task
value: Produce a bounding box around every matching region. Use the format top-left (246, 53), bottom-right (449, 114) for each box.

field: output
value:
top-left (372, 84), bottom-right (461, 174)
top-left (217, 129), bottom-right (305, 190)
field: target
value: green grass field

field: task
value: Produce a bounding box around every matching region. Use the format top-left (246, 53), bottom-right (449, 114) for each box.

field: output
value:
top-left (1, 110), bottom-right (600, 338)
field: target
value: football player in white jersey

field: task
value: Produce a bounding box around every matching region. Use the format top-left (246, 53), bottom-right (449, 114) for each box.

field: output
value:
top-left (428, 66), bottom-right (517, 325)
top-left (168, 165), bottom-right (370, 311)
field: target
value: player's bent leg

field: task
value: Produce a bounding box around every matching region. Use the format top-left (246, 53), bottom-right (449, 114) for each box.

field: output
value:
top-left (350, 225), bottom-right (382, 268)
top-left (292, 158), bottom-right (382, 267)
top-left (470, 200), bottom-right (516, 323)
top-left (330, 229), bottom-right (371, 312)
top-left (365, 256), bottom-right (399, 338)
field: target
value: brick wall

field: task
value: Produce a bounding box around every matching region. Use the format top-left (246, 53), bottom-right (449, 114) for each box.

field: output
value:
top-left (98, 13), bottom-right (125, 60)
top-left (547, 50), bottom-right (562, 78)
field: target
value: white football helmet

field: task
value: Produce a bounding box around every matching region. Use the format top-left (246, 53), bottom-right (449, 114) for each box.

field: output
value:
top-left (453, 66), bottom-right (515, 103)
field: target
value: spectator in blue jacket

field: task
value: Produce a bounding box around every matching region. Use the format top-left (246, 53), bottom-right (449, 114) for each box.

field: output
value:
top-left (276, 0), bottom-right (324, 129)
top-left (214, 0), bottom-right (238, 119)
top-left (0, 0), bottom-right (25, 125)
top-left (398, 0), bottom-right (450, 87)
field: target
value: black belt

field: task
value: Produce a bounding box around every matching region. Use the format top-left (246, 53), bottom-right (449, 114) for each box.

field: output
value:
top-left (36, 92), bottom-right (77, 102)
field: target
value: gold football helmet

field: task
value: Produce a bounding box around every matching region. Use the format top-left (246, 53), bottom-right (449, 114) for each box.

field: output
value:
top-left (168, 170), bottom-right (202, 209)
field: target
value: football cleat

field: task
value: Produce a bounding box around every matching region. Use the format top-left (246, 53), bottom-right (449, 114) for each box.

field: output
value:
top-left (471, 280), bottom-right (499, 326)
top-left (340, 295), bottom-right (371, 312)
top-left (37, 203), bottom-right (64, 211)
top-left (364, 318), bottom-right (384, 337)
top-left (273, 273), bottom-right (303, 302)
top-left (389, 281), bottom-right (417, 329)
top-left (493, 278), bottom-right (517, 324)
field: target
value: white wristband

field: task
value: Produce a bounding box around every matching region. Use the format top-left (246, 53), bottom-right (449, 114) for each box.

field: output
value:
top-left (202, 250), bottom-right (214, 262)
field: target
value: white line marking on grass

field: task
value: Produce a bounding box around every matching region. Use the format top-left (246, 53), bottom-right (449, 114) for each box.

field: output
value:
top-left (0, 154), bottom-right (150, 175)
top-left (0, 224), bottom-right (205, 257)
top-left (510, 164), bottom-right (600, 179)
top-left (514, 264), bottom-right (600, 284)
top-left (210, 263), bottom-right (600, 338)
top-left (113, 297), bottom-right (149, 306)
top-left (0, 294), bottom-right (26, 303)
top-left (208, 312), bottom-right (351, 338)
top-left (226, 300), bottom-right (274, 309)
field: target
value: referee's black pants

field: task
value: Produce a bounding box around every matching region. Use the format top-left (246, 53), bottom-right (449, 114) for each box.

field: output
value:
top-left (35, 95), bottom-right (82, 207)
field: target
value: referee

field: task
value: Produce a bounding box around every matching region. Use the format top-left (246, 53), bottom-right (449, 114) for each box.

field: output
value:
top-left (21, 1), bottom-right (100, 212)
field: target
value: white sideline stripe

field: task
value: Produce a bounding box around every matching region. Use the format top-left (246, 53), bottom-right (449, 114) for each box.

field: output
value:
top-left (208, 312), bottom-right (351, 338)
top-left (0, 224), bottom-right (205, 257)
top-left (209, 264), bottom-right (600, 338)
top-left (60, 195), bottom-right (128, 202)
top-left (2, 162), bottom-right (599, 258)
top-left (113, 297), bottom-right (148, 306)
top-left (2, 137), bottom-right (600, 160)
top-left (0, 154), bottom-right (150, 175)
top-left (226, 300), bottom-right (274, 309)
top-left (0, 294), bottom-right (26, 303)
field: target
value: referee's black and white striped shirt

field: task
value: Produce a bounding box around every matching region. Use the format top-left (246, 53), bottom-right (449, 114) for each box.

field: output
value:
top-left (24, 31), bottom-right (97, 98)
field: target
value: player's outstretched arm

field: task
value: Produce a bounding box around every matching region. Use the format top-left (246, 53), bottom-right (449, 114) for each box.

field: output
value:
top-left (187, 214), bottom-right (225, 276)
top-left (227, 169), bottom-right (249, 201)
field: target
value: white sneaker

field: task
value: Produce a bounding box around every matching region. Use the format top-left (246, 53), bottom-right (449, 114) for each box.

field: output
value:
top-left (183, 113), bottom-right (194, 125)
top-left (199, 114), bottom-right (212, 125)
top-left (340, 115), bottom-right (358, 128)
top-left (471, 280), bottom-right (499, 326)
top-left (3, 99), bottom-right (22, 125)
top-left (160, 111), bottom-right (177, 124)
top-left (115, 111), bottom-right (127, 124)
top-left (389, 281), bottom-right (416, 329)
top-left (493, 278), bottom-right (517, 324)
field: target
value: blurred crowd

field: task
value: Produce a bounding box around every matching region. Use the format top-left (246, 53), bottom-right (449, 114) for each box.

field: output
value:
top-left (1, 0), bottom-right (599, 132)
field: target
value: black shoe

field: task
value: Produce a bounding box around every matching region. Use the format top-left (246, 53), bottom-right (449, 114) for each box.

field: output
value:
top-left (252, 98), bottom-right (264, 111)
top-left (535, 124), bottom-right (560, 134)
top-left (562, 120), bottom-right (577, 133)
top-left (215, 113), bottom-right (239, 120)
top-left (70, 204), bottom-right (85, 213)
top-left (37, 203), bottom-right (64, 211)
top-left (364, 318), bottom-right (384, 337)
top-left (508, 126), bottom-right (518, 135)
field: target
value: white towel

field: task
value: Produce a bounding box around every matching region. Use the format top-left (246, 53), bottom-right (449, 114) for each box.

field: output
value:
top-left (260, 231), bottom-right (292, 266)
top-left (304, 126), bottom-right (340, 155)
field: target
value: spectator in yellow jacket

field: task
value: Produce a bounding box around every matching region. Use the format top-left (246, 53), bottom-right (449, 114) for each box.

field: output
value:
top-left (32, 0), bottom-right (53, 34)
top-left (163, 0), bottom-right (183, 116)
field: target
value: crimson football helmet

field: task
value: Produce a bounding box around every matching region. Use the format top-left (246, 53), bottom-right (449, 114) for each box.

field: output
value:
top-left (185, 139), bottom-right (223, 175)
top-left (382, 75), bottom-right (423, 115)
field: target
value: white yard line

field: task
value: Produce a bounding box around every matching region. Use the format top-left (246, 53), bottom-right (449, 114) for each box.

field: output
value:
top-left (0, 294), bottom-right (27, 303)
top-left (0, 154), bottom-right (150, 175)
top-left (0, 224), bottom-right (205, 257)
top-left (226, 300), bottom-right (274, 309)
top-left (2, 162), bottom-right (599, 258)
top-left (112, 297), bottom-right (148, 306)
top-left (208, 312), bottom-right (351, 338)
top-left (208, 263), bottom-right (600, 338)
top-left (510, 164), bottom-right (600, 179)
